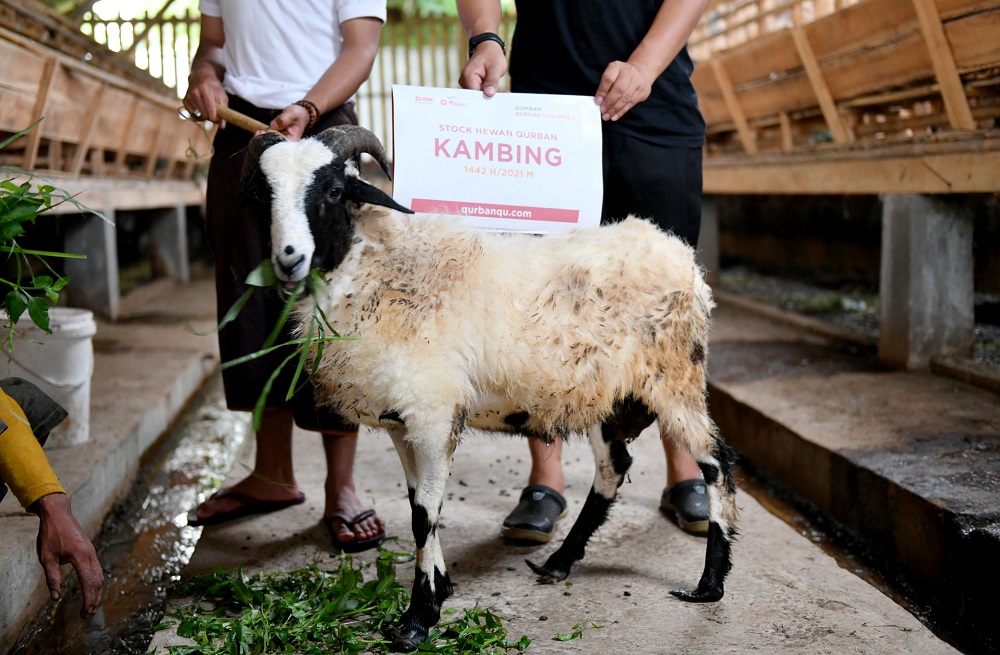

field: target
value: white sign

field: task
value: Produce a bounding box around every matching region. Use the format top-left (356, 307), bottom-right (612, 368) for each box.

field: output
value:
top-left (391, 85), bottom-right (603, 232)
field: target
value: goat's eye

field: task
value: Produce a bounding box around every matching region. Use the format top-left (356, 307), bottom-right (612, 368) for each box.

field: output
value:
top-left (327, 187), bottom-right (343, 201)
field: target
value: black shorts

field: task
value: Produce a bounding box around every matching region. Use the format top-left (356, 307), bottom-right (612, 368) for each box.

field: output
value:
top-left (600, 129), bottom-right (702, 247)
top-left (205, 95), bottom-right (358, 432)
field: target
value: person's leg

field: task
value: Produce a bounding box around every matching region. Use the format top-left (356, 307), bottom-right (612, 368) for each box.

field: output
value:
top-left (190, 408), bottom-right (304, 523)
top-left (526, 438), bottom-right (564, 492)
top-left (664, 438), bottom-right (704, 488)
top-left (321, 430), bottom-right (384, 546)
top-left (604, 132), bottom-right (709, 534)
top-left (501, 437), bottom-right (568, 543)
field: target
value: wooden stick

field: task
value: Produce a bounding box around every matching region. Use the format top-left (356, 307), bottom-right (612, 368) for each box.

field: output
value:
top-left (215, 105), bottom-right (278, 134)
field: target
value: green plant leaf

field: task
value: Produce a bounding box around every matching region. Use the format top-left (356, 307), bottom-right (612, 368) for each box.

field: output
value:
top-left (244, 259), bottom-right (278, 287)
top-left (0, 246), bottom-right (86, 259)
top-left (0, 119), bottom-right (42, 150)
top-left (27, 296), bottom-right (52, 333)
top-left (177, 618), bottom-right (198, 638)
top-left (4, 290), bottom-right (28, 324)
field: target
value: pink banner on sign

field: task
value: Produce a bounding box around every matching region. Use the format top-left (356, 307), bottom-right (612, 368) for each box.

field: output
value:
top-left (410, 199), bottom-right (580, 224)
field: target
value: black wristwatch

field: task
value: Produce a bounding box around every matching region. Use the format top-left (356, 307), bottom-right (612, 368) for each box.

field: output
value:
top-left (468, 32), bottom-right (505, 59)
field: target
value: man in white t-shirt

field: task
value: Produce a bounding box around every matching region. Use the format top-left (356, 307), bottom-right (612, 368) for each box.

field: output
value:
top-left (182, 0), bottom-right (387, 553)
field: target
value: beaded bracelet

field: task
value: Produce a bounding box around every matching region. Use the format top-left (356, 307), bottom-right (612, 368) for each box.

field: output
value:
top-left (293, 99), bottom-right (320, 130)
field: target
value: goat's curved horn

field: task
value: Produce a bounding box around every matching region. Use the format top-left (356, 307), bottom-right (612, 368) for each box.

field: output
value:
top-left (245, 131), bottom-right (286, 164)
top-left (315, 125), bottom-right (393, 180)
top-left (237, 131), bottom-right (286, 209)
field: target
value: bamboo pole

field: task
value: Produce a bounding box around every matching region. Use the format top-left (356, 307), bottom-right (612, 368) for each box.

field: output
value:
top-left (215, 105), bottom-right (277, 134)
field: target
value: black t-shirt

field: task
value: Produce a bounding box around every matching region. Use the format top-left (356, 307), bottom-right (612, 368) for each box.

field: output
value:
top-left (509, 0), bottom-right (706, 147)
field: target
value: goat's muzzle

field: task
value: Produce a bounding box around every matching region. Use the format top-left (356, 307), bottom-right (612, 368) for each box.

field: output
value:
top-left (274, 250), bottom-right (307, 282)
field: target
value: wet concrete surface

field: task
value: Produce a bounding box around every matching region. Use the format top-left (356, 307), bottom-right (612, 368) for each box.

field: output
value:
top-left (9, 377), bottom-right (249, 655)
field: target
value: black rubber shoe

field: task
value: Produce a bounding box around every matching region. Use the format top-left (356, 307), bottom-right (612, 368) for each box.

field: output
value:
top-left (501, 484), bottom-right (568, 544)
top-left (660, 479), bottom-right (710, 536)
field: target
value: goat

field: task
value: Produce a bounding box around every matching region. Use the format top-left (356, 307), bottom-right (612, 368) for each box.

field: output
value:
top-left (239, 125), bottom-right (739, 651)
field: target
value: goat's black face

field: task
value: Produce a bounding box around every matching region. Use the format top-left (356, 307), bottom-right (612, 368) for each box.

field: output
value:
top-left (241, 129), bottom-right (413, 283)
top-left (303, 160), bottom-right (355, 276)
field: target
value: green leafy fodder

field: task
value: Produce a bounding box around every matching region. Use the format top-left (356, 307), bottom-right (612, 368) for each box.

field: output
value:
top-left (216, 260), bottom-right (359, 432)
top-left (153, 551), bottom-right (531, 655)
top-left (554, 618), bottom-right (603, 642)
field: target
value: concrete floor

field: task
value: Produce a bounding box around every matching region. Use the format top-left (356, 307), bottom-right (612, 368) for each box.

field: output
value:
top-left (148, 400), bottom-right (960, 654)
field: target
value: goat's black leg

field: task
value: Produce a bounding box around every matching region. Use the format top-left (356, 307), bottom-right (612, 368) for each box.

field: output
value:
top-left (385, 425), bottom-right (457, 652)
top-left (669, 438), bottom-right (738, 602)
top-left (527, 397), bottom-right (650, 582)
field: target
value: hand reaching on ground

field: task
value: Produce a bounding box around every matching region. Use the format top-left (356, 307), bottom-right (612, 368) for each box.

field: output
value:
top-left (34, 492), bottom-right (104, 618)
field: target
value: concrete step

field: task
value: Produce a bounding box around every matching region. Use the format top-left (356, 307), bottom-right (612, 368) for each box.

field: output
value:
top-left (707, 300), bottom-right (1000, 654)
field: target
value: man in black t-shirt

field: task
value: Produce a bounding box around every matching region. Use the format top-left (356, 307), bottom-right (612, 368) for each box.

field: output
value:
top-left (458, 0), bottom-right (712, 544)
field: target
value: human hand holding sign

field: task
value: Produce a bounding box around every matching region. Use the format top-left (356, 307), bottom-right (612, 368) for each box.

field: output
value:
top-left (594, 60), bottom-right (654, 122)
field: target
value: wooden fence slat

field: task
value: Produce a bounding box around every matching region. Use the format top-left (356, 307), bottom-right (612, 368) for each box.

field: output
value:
top-left (113, 95), bottom-right (140, 173)
top-left (23, 56), bottom-right (56, 170)
top-left (69, 81), bottom-right (106, 175)
top-left (911, 0), bottom-right (976, 129)
top-left (791, 26), bottom-right (852, 144)
top-left (378, 39), bottom-right (389, 153)
top-left (779, 111), bottom-right (793, 152)
top-left (120, 0), bottom-right (173, 58)
top-left (711, 58), bottom-right (758, 154)
top-left (143, 111), bottom-right (167, 179)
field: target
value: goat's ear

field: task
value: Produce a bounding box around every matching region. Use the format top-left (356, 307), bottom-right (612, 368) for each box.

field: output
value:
top-left (344, 177), bottom-right (415, 214)
top-left (237, 132), bottom-right (286, 209)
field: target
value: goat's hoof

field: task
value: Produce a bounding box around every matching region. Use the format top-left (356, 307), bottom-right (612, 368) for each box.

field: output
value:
top-left (386, 624), bottom-right (427, 652)
top-left (526, 558), bottom-right (569, 584)
top-left (669, 586), bottom-right (724, 603)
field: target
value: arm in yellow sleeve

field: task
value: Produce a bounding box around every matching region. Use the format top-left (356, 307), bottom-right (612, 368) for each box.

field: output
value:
top-left (0, 389), bottom-right (65, 510)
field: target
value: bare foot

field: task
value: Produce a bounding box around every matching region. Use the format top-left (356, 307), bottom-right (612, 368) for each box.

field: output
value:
top-left (193, 474), bottom-right (302, 523)
top-left (325, 486), bottom-right (384, 545)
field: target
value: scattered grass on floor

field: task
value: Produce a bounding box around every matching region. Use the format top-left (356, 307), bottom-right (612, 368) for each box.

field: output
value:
top-left (150, 549), bottom-right (531, 654)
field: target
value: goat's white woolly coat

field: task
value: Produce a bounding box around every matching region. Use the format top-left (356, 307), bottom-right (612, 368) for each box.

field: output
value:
top-left (297, 208), bottom-right (719, 464)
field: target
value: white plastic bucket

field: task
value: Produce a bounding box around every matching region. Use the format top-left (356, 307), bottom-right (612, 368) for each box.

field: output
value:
top-left (2, 308), bottom-right (97, 448)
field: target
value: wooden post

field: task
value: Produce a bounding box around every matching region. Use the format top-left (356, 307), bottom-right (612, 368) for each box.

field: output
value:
top-left (711, 58), bottom-right (758, 154)
top-left (910, 0), bottom-right (975, 130)
top-left (143, 111), bottom-right (168, 179)
top-left (70, 82), bottom-right (106, 175)
top-left (779, 111), bottom-right (794, 152)
top-left (24, 57), bottom-right (57, 171)
top-left (378, 39), bottom-right (390, 152)
top-left (791, 26), bottom-right (852, 145)
top-left (416, 20), bottom-right (425, 86)
top-left (113, 96), bottom-right (141, 175)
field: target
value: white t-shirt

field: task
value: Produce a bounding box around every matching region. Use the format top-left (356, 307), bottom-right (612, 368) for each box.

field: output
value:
top-left (200, 0), bottom-right (386, 109)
